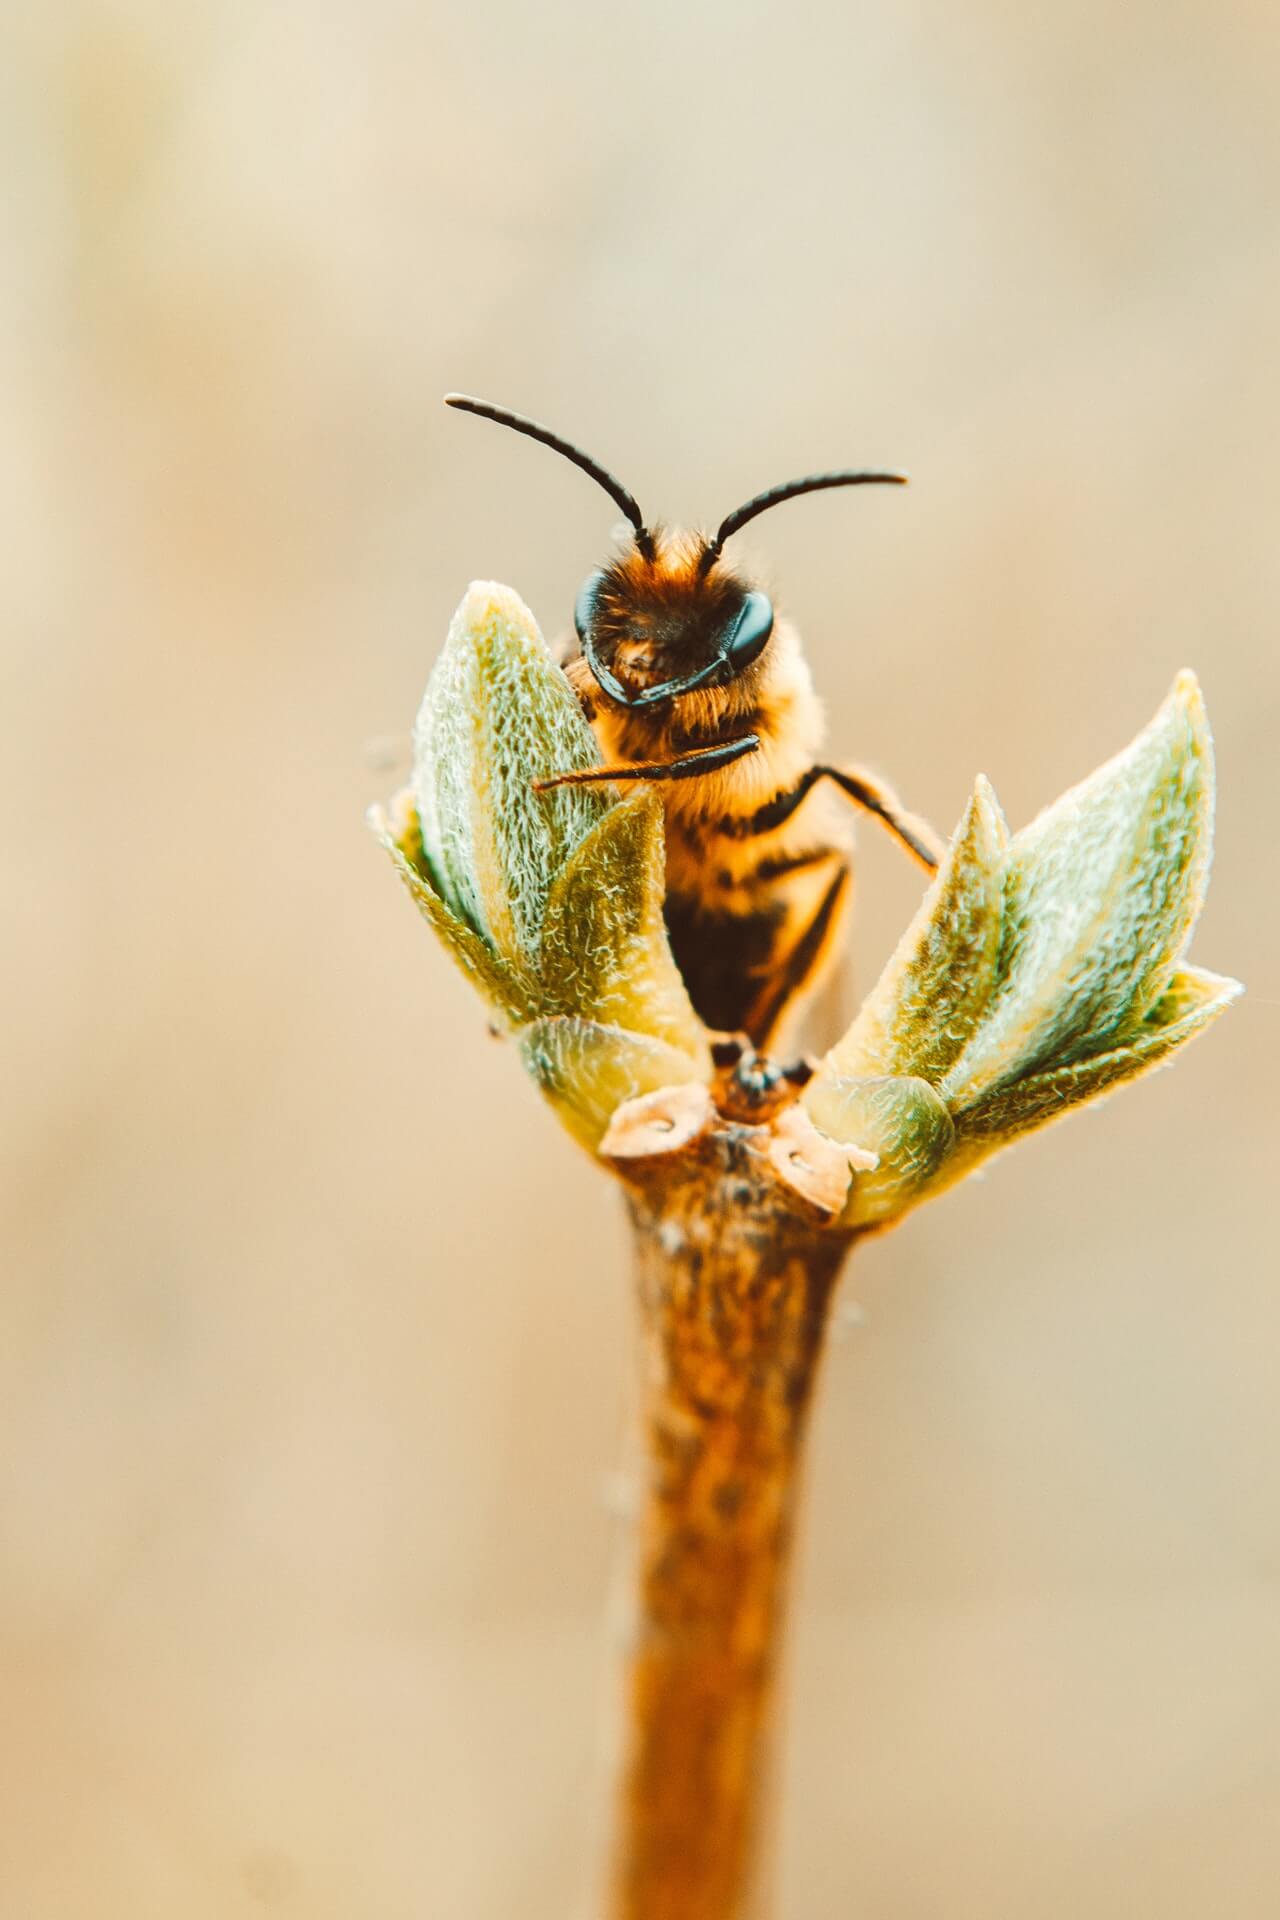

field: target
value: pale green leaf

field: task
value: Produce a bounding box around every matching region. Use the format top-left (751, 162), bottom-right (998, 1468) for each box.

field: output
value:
top-left (412, 581), bottom-right (610, 963)
top-left (942, 672), bottom-right (1213, 1108)
top-left (518, 1016), bottom-right (707, 1151)
top-left (540, 789), bottom-right (708, 1063)
top-left (803, 1073), bottom-right (955, 1227)
top-left (370, 796), bottom-right (538, 1026)
top-left (954, 965), bottom-right (1241, 1144)
top-left (825, 777), bottom-right (1008, 1082)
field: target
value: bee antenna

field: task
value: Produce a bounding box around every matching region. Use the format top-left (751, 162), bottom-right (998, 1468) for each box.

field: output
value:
top-left (699, 468), bottom-right (908, 575)
top-left (444, 394), bottom-right (654, 557)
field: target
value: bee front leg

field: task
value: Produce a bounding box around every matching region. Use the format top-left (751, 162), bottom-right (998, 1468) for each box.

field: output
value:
top-left (533, 733), bottom-right (761, 793)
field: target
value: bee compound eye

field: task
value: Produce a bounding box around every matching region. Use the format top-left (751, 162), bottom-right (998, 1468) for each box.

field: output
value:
top-left (724, 591), bottom-right (774, 674)
top-left (574, 569), bottom-right (606, 642)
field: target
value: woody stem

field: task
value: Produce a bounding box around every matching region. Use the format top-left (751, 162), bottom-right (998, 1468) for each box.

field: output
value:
top-left (609, 1153), bottom-right (850, 1920)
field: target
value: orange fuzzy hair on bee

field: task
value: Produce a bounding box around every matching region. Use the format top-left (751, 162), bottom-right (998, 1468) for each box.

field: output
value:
top-left (586, 531), bottom-right (756, 703)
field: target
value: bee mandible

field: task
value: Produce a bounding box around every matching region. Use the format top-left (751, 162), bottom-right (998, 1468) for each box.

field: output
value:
top-left (445, 393), bottom-right (944, 1050)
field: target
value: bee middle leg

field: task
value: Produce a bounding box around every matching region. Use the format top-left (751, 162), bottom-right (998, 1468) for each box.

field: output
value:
top-left (820, 765), bottom-right (943, 870)
top-left (748, 763), bottom-right (943, 871)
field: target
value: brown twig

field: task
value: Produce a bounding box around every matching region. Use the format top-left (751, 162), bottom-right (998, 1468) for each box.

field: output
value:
top-left (608, 1117), bottom-right (852, 1920)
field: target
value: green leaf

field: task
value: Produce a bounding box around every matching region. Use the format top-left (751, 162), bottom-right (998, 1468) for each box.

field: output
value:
top-left (412, 582), bottom-right (611, 965)
top-left (942, 673), bottom-right (1214, 1109)
top-left (540, 789), bottom-right (708, 1063)
top-left (954, 965), bottom-right (1241, 1144)
top-left (803, 1073), bottom-right (955, 1227)
top-left (517, 1016), bottom-right (707, 1152)
top-left (824, 776), bottom-right (1008, 1083)
top-left (370, 794), bottom-right (537, 1026)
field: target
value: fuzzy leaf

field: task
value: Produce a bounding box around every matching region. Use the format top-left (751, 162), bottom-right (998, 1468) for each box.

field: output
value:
top-left (412, 582), bottom-right (610, 964)
top-left (954, 965), bottom-right (1241, 1144)
top-left (824, 777), bottom-right (1008, 1083)
top-left (518, 1016), bottom-right (707, 1152)
top-left (803, 1073), bottom-right (955, 1227)
top-left (370, 794), bottom-right (537, 1026)
top-left (942, 673), bottom-right (1213, 1108)
top-left (540, 789), bottom-right (708, 1063)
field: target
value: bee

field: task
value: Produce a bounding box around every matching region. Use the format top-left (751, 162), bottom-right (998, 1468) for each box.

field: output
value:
top-left (445, 393), bottom-right (944, 1050)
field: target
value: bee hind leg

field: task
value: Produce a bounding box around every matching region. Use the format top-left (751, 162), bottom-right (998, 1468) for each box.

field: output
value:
top-left (745, 856), bottom-right (853, 1052)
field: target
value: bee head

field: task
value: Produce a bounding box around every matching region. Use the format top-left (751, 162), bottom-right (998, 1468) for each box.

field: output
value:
top-left (574, 533), bottom-right (775, 709)
top-left (444, 394), bottom-right (907, 710)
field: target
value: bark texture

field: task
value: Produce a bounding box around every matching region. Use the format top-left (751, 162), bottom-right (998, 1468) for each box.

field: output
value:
top-left (610, 1124), bottom-right (852, 1920)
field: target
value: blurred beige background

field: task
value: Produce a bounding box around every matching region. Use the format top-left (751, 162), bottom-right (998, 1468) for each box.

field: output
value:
top-left (4, 3), bottom-right (1278, 1914)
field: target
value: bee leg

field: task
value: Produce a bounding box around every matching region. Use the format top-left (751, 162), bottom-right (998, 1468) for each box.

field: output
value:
top-left (745, 765), bottom-right (941, 870)
top-left (745, 856), bottom-right (853, 1050)
top-left (709, 1034), bottom-right (751, 1069)
top-left (533, 733), bottom-right (761, 793)
top-left (816, 765), bottom-right (943, 871)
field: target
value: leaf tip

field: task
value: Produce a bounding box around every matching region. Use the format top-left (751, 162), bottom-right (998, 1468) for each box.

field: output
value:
top-left (1169, 666), bottom-right (1205, 718)
top-left (452, 578), bottom-right (546, 650)
top-left (965, 771), bottom-right (1010, 854)
top-left (1203, 969), bottom-right (1245, 1012)
top-left (1152, 667), bottom-right (1211, 772)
